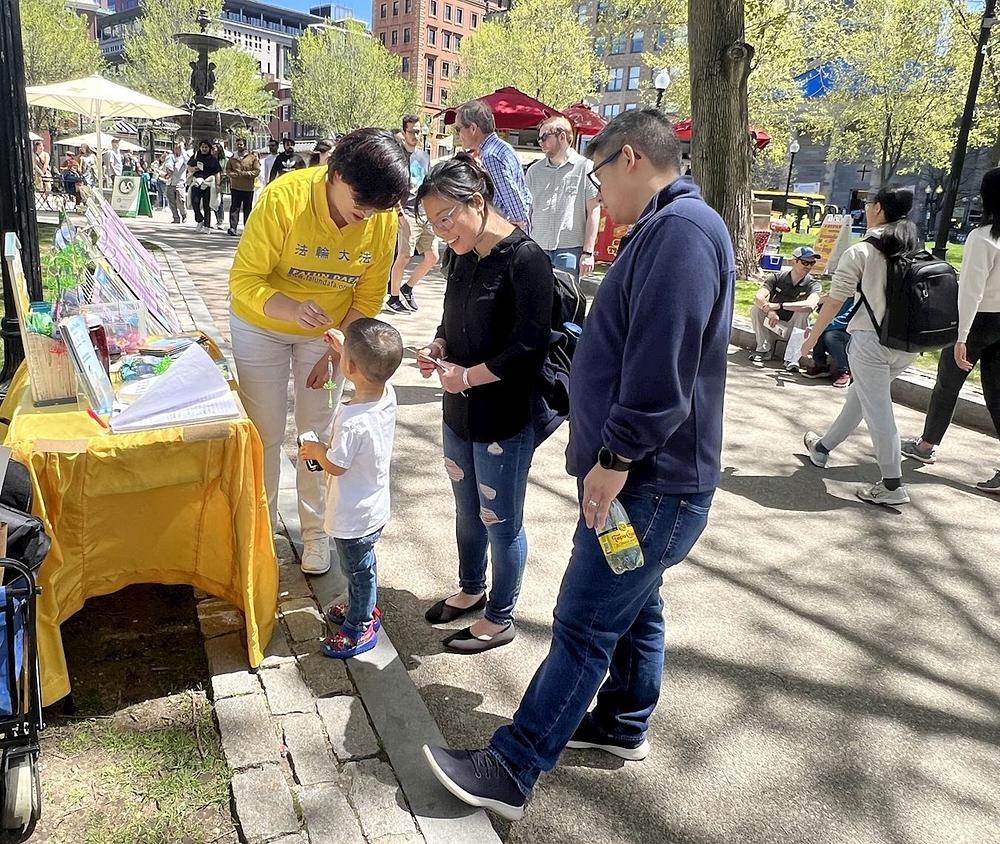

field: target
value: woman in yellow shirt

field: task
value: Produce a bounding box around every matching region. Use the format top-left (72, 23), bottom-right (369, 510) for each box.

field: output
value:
top-left (229, 128), bottom-right (409, 575)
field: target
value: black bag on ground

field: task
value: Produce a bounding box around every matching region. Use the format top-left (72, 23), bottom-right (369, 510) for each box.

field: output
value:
top-left (0, 458), bottom-right (50, 577)
top-left (856, 248), bottom-right (959, 352)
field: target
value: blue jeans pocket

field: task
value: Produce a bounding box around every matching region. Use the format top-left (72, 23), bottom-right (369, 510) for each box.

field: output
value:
top-left (661, 500), bottom-right (710, 568)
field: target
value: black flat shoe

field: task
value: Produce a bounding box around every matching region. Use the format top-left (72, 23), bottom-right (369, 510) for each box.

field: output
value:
top-left (424, 593), bottom-right (487, 624)
top-left (442, 623), bottom-right (516, 654)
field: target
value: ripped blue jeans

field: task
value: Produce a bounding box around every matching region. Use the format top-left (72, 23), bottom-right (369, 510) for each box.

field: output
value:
top-left (442, 422), bottom-right (535, 625)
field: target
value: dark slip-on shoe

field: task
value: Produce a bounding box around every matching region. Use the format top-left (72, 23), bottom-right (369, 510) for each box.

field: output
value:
top-left (424, 593), bottom-right (487, 624)
top-left (442, 623), bottom-right (516, 654)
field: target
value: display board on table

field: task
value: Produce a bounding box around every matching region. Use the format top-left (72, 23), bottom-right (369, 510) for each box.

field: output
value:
top-left (812, 214), bottom-right (852, 275)
top-left (83, 189), bottom-right (182, 333)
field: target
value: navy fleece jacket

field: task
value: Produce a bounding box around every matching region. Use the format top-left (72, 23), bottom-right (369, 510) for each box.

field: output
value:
top-left (567, 176), bottom-right (735, 494)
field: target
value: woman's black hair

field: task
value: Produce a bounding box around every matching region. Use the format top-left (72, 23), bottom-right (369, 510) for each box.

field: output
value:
top-left (309, 138), bottom-right (334, 167)
top-left (198, 139), bottom-right (212, 152)
top-left (414, 152), bottom-right (495, 218)
top-left (980, 167), bottom-right (1000, 239)
top-left (328, 128), bottom-right (409, 210)
top-left (869, 185), bottom-right (920, 258)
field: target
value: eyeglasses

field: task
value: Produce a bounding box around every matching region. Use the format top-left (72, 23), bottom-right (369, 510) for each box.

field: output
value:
top-left (537, 131), bottom-right (561, 145)
top-left (587, 147), bottom-right (641, 190)
top-left (798, 259), bottom-right (817, 267)
top-left (427, 203), bottom-right (463, 234)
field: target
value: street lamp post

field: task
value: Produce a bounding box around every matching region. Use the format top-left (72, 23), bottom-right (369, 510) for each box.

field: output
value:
top-left (924, 184), bottom-right (933, 240)
top-left (934, 0), bottom-right (997, 259)
top-left (654, 69), bottom-right (671, 110)
top-left (782, 138), bottom-right (800, 216)
top-left (0, 0), bottom-right (43, 385)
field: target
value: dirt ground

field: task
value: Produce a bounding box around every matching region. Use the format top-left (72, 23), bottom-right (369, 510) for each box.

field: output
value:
top-left (4, 584), bottom-right (237, 844)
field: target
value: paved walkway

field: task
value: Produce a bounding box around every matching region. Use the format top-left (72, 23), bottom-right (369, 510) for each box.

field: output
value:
top-left (129, 212), bottom-right (1000, 844)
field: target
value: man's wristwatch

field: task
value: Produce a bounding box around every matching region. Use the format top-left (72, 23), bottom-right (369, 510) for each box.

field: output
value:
top-left (582, 251), bottom-right (594, 257)
top-left (598, 446), bottom-right (631, 471)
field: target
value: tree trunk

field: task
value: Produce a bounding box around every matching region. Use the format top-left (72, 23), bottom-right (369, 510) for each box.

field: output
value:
top-left (687, 0), bottom-right (755, 277)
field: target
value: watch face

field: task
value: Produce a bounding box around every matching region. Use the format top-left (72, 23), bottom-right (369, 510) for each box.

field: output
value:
top-left (598, 447), bottom-right (612, 468)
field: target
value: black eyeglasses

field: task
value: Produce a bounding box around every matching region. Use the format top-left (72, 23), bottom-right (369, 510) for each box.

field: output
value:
top-left (587, 147), bottom-right (641, 190)
top-left (537, 131), bottom-right (561, 145)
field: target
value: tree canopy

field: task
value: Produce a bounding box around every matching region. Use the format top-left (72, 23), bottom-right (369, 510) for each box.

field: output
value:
top-left (290, 23), bottom-right (418, 135)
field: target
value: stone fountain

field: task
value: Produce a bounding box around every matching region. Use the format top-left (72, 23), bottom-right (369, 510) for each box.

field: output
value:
top-left (173, 6), bottom-right (256, 141)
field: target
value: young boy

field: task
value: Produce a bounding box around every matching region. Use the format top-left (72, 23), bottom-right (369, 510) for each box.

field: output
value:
top-left (298, 318), bottom-right (403, 659)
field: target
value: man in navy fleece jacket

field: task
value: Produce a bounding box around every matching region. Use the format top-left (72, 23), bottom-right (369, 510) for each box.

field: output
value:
top-left (424, 108), bottom-right (736, 820)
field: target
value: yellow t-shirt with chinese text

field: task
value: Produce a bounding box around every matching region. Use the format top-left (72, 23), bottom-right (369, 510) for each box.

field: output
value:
top-left (229, 165), bottom-right (397, 336)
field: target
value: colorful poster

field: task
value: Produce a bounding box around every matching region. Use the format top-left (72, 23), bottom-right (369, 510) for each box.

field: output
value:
top-left (812, 214), bottom-right (851, 274)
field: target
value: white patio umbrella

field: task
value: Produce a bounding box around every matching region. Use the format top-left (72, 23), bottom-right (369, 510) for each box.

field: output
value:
top-left (55, 133), bottom-right (146, 153)
top-left (25, 75), bottom-right (186, 187)
top-left (28, 131), bottom-right (41, 142)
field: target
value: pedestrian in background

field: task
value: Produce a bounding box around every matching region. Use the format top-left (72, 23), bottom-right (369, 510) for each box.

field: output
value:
top-left (162, 142), bottom-right (189, 224)
top-left (260, 138), bottom-right (279, 192)
top-left (423, 107), bottom-right (734, 819)
top-left (903, 167), bottom-right (1000, 493)
top-left (309, 139), bottom-right (334, 167)
top-left (387, 115), bottom-right (437, 313)
top-left (271, 137), bottom-right (304, 182)
top-left (526, 115), bottom-right (600, 279)
top-left (155, 151), bottom-right (169, 209)
top-left (801, 186), bottom-right (920, 506)
top-left (226, 137), bottom-right (259, 237)
top-left (749, 246), bottom-right (822, 368)
top-left (77, 144), bottom-right (97, 188)
top-left (105, 138), bottom-right (124, 186)
top-left (228, 128), bottom-right (408, 576)
top-left (453, 100), bottom-right (531, 232)
top-left (414, 153), bottom-right (554, 654)
top-left (212, 141), bottom-right (228, 228)
top-left (187, 139), bottom-right (222, 234)
top-left (32, 140), bottom-right (51, 193)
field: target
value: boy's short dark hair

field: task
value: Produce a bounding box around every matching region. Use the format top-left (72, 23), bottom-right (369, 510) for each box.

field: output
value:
top-left (345, 318), bottom-right (403, 385)
top-left (328, 127), bottom-right (410, 210)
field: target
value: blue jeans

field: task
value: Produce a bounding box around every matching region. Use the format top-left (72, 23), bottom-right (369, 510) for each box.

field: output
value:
top-left (544, 247), bottom-right (583, 278)
top-left (814, 328), bottom-right (850, 374)
top-left (333, 527), bottom-right (383, 637)
top-left (442, 422), bottom-right (535, 625)
top-left (489, 488), bottom-right (713, 795)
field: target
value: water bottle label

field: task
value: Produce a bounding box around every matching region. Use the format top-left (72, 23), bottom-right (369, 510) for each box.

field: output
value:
top-left (598, 522), bottom-right (640, 556)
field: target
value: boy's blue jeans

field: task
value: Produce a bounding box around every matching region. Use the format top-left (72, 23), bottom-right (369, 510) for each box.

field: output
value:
top-left (814, 328), bottom-right (850, 374)
top-left (442, 422), bottom-right (535, 626)
top-left (334, 527), bottom-right (383, 638)
top-left (489, 487), bottom-right (713, 795)
top-left (544, 247), bottom-right (583, 279)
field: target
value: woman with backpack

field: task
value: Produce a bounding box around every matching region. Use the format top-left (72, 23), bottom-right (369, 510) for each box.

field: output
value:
top-left (901, 169), bottom-right (1000, 493)
top-left (800, 186), bottom-right (921, 506)
top-left (414, 153), bottom-right (555, 653)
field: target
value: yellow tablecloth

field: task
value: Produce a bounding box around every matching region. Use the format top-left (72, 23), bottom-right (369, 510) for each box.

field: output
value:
top-left (0, 365), bottom-right (277, 705)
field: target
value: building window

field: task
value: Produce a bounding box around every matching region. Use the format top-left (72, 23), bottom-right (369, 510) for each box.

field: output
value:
top-left (379, 31), bottom-right (386, 43)
top-left (455, 34), bottom-right (462, 48)
top-left (443, 31), bottom-right (451, 48)
top-left (471, 11), bottom-right (478, 26)
top-left (430, 0), bottom-right (437, 14)
top-left (441, 88), bottom-right (448, 102)
top-left (607, 66), bottom-right (623, 92)
top-left (380, 2), bottom-right (386, 16)
top-left (444, 3), bottom-right (452, 19)
top-left (631, 30), bottom-right (644, 52)
top-left (602, 103), bottom-right (621, 118)
top-left (624, 102), bottom-right (637, 111)
top-left (456, 7), bottom-right (462, 23)
top-left (627, 65), bottom-right (641, 90)
top-left (428, 26), bottom-right (436, 44)
top-left (427, 55), bottom-right (436, 74)
top-left (654, 30), bottom-right (667, 50)
top-left (392, 0), bottom-right (398, 14)
top-left (577, 3), bottom-right (588, 21)
top-left (403, 27), bottom-right (410, 42)
top-left (610, 34), bottom-right (626, 54)
top-left (441, 61), bottom-right (450, 77)
top-left (402, 56), bottom-right (410, 73)
top-left (595, 0), bottom-right (606, 20)
top-left (391, 28), bottom-right (398, 44)
top-left (405, 0), bottom-right (412, 11)
top-left (595, 37), bottom-right (605, 57)
top-left (426, 85), bottom-right (434, 103)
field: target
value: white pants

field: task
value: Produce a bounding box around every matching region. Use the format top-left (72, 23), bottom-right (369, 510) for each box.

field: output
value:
top-left (820, 330), bottom-right (917, 479)
top-left (230, 313), bottom-right (344, 544)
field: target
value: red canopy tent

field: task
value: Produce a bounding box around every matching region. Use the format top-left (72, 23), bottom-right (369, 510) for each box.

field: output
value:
top-left (671, 118), bottom-right (772, 151)
top-left (438, 87), bottom-right (565, 130)
top-left (562, 102), bottom-right (606, 137)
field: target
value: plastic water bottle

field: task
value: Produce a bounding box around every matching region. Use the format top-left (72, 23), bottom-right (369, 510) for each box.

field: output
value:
top-left (596, 499), bottom-right (645, 575)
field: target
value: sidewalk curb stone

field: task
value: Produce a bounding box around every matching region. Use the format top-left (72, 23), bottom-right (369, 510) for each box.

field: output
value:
top-left (149, 237), bottom-right (500, 843)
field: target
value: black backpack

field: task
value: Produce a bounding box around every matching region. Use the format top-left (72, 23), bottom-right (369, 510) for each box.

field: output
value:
top-left (507, 244), bottom-right (586, 444)
top-left (854, 248), bottom-right (959, 352)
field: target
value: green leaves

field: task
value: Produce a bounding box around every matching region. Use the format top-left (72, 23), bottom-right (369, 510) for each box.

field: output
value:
top-left (290, 27), bottom-right (418, 136)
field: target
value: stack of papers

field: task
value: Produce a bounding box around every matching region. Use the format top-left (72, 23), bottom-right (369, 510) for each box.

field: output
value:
top-left (111, 344), bottom-right (242, 433)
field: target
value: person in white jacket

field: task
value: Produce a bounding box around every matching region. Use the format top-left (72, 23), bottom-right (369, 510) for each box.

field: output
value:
top-left (800, 186), bottom-right (921, 506)
top-left (902, 169), bottom-right (1000, 493)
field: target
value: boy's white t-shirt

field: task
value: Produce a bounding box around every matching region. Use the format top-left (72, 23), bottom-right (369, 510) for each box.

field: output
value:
top-left (324, 385), bottom-right (397, 540)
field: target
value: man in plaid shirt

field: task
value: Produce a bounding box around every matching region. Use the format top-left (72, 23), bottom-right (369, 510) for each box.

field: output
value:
top-left (454, 100), bottom-right (532, 232)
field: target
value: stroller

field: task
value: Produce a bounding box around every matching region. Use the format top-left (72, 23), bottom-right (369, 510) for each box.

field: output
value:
top-left (0, 458), bottom-right (49, 835)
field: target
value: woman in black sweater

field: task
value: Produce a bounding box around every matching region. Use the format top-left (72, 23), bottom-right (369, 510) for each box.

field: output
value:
top-left (186, 139), bottom-right (222, 233)
top-left (415, 154), bottom-right (554, 653)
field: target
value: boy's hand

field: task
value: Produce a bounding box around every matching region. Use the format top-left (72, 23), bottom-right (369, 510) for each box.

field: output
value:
top-left (306, 353), bottom-right (339, 389)
top-left (299, 440), bottom-right (326, 462)
top-left (324, 328), bottom-right (345, 356)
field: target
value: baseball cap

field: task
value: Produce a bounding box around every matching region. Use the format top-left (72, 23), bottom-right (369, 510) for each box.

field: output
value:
top-left (792, 246), bottom-right (820, 261)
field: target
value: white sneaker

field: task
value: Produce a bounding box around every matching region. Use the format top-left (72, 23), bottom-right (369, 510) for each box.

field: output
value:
top-left (300, 540), bottom-right (331, 575)
top-left (195, 223), bottom-right (204, 233)
top-left (856, 481), bottom-right (910, 506)
top-left (803, 431), bottom-right (828, 468)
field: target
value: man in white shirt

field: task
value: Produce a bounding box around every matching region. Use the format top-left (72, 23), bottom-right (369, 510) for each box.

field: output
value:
top-left (526, 116), bottom-right (600, 279)
top-left (259, 138), bottom-right (279, 191)
top-left (105, 138), bottom-right (124, 186)
top-left (161, 142), bottom-right (189, 224)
